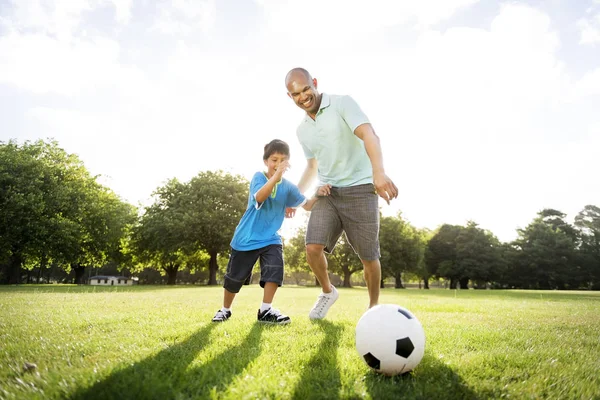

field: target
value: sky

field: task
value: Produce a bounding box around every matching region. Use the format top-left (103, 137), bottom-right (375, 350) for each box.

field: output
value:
top-left (1, 0), bottom-right (599, 243)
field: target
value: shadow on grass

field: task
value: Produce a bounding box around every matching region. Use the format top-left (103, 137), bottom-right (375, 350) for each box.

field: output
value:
top-left (291, 320), bottom-right (343, 400)
top-left (71, 322), bottom-right (265, 400)
top-left (364, 353), bottom-right (481, 400)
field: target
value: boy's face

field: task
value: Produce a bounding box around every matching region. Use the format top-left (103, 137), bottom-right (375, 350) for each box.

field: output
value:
top-left (264, 152), bottom-right (289, 179)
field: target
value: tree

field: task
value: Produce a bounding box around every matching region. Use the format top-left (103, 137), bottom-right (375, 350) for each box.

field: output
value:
top-left (328, 234), bottom-right (363, 288)
top-left (426, 224), bottom-right (463, 288)
top-left (380, 214), bottom-right (424, 289)
top-left (455, 221), bottom-right (504, 289)
top-left (574, 205), bottom-right (600, 289)
top-left (0, 139), bottom-right (135, 284)
top-left (283, 226), bottom-right (313, 285)
top-left (130, 179), bottom-right (191, 285)
top-left (512, 210), bottom-right (579, 289)
top-left (184, 171), bottom-right (248, 285)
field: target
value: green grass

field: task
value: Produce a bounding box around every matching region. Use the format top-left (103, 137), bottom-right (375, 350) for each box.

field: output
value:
top-left (1, 285), bottom-right (599, 399)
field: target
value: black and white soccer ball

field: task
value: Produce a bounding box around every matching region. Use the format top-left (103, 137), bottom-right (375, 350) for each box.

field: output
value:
top-left (355, 304), bottom-right (425, 376)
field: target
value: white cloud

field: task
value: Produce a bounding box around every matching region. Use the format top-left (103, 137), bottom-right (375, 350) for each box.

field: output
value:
top-left (152, 0), bottom-right (216, 35)
top-left (577, 12), bottom-right (600, 45)
top-left (255, 0), bottom-right (479, 44)
top-left (108, 0), bottom-right (133, 24)
top-left (0, 32), bottom-right (144, 95)
top-left (575, 67), bottom-right (600, 97)
top-left (3, 0), bottom-right (133, 38)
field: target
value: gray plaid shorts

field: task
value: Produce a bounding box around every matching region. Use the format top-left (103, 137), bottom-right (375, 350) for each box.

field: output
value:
top-left (306, 184), bottom-right (380, 260)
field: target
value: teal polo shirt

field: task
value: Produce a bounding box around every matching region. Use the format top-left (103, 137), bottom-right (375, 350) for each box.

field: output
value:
top-left (296, 93), bottom-right (373, 187)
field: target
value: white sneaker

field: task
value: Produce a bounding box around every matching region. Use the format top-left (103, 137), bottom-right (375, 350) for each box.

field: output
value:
top-left (309, 285), bottom-right (339, 320)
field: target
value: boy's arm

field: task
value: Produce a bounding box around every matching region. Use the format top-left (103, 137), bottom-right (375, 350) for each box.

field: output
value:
top-left (255, 161), bottom-right (288, 204)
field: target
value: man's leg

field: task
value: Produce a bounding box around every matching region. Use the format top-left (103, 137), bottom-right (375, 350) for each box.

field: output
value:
top-left (306, 244), bottom-right (333, 293)
top-left (337, 184), bottom-right (381, 309)
top-left (361, 258), bottom-right (381, 308)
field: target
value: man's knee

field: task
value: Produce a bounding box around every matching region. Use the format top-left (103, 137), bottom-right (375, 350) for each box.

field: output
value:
top-left (306, 244), bottom-right (325, 260)
top-left (361, 258), bottom-right (381, 271)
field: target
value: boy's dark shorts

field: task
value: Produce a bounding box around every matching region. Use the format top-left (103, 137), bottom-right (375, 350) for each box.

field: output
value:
top-left (223, 244), bottom-right (284, 293)
top-left (306, 183), bottom-right (380, 260)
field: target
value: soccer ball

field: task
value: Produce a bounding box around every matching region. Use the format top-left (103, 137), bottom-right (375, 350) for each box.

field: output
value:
top-left (355, 304), bottom-right (425, 376)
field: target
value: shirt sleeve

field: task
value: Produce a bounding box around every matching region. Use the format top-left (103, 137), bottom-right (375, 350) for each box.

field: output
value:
top-left (250, 172), bottom-right (267, 210)
top-left (286, 181), bottom-right (307, 208)
top-left (339, 95), bottom-right (370, 133)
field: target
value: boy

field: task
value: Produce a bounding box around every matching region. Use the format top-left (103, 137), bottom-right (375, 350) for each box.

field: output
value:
top-left (212, 139), bottom-right (320, 324)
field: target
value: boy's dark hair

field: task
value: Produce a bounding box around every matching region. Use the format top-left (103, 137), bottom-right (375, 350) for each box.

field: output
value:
top-left (263, 139), bottom-right (290, 160)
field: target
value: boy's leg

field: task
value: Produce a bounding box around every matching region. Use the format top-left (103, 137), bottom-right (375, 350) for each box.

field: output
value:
top-left (224, 288), bottom-right (236, 308)
top-left (257, 245), bottom-right (290, 324)
top-left (213, 248), bottom-right (258, 322)
top-left (262, 281), bottom-right (277, 304)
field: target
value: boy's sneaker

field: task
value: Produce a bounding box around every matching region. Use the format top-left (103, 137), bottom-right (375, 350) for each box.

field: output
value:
top-left (212, 309), bottom-right (231, 322)
top-left (309, 285), bottom-right (339, 320)
top-left (257, 308), bottom-right (291, 325)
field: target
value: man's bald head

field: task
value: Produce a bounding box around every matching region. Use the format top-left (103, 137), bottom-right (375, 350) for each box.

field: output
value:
top-left (285, 68), bottom-right (321, 116)
top-left (285, 68), bottom-right (312, 87)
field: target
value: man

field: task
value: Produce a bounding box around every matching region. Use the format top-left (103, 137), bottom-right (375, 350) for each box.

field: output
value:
top-left (285, 68), bottom-right (398, 319)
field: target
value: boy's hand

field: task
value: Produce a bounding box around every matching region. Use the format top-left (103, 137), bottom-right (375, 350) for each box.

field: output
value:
top-left (274, 160), bottom-right (290, 179)
top-left (315, 184), bottom-right (332, 197)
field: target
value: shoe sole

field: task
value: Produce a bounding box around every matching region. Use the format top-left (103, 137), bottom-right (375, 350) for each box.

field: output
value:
top-left (258, 319), bottom-right (291, 325)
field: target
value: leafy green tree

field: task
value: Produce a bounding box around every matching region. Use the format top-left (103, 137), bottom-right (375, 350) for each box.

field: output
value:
top-left (183, 171), bottom-right (248, 285)
top-left (426, 224), bottom-right (463, 288)
top-left (328, 234), bottom-right (363, 288)
top-left (512, 210), bottom-right (579, 289)
top-left (574, 205), bottom-right (600, 289)
top-left (283, 226), bottom-right (313, 285)
top-left (130, 179), bottom-right (190, 285)
top-left (455, 221), bottom-right (504, 289)
top-left (414, 228), bottom-right (433, 289)
top-left (0, 140), bottom-right (135, 284)
top-left (380, 214), bottom-right (424, 289)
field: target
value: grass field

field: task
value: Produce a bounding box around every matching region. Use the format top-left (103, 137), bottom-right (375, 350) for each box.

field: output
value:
top-left (1, 285), bottom-right (599, 400)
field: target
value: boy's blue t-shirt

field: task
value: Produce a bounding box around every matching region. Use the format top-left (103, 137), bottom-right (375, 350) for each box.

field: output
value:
top-left (230, 172), bottom-right (306, 251)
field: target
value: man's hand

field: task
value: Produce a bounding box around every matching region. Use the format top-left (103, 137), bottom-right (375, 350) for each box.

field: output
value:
top-left (373, 172), bottom-right (398, 205)
top-left (285, 207), bottom-right (296, 218)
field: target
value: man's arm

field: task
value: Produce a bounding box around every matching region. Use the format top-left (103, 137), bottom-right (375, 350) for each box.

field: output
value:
top-left (285, 158), bottom-right (317, 218)
top-left (297, 158), bottom-right (318, 194)
top-left (354, 123), bottom-right (398, 204)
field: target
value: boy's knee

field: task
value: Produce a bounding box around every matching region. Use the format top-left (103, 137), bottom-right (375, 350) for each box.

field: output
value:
top-left (223, 275), bottom-right (244, 293)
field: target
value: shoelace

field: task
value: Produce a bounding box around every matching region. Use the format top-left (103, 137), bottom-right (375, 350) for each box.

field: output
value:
top-left (313, 295), bottom-right (331, 312)
top-left (265, 308), bottom-right (282, 318)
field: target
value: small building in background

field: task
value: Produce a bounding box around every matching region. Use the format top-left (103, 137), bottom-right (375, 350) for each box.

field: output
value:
top-left (88, 276), bottom-right (137, 286)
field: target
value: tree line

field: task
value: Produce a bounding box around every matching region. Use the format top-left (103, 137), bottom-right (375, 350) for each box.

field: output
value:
top-left (1, 139), bottom-right (598, 290)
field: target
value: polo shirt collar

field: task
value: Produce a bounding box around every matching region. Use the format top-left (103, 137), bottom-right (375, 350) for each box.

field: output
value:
top-left (304, 93), bottom-right (330, 122)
